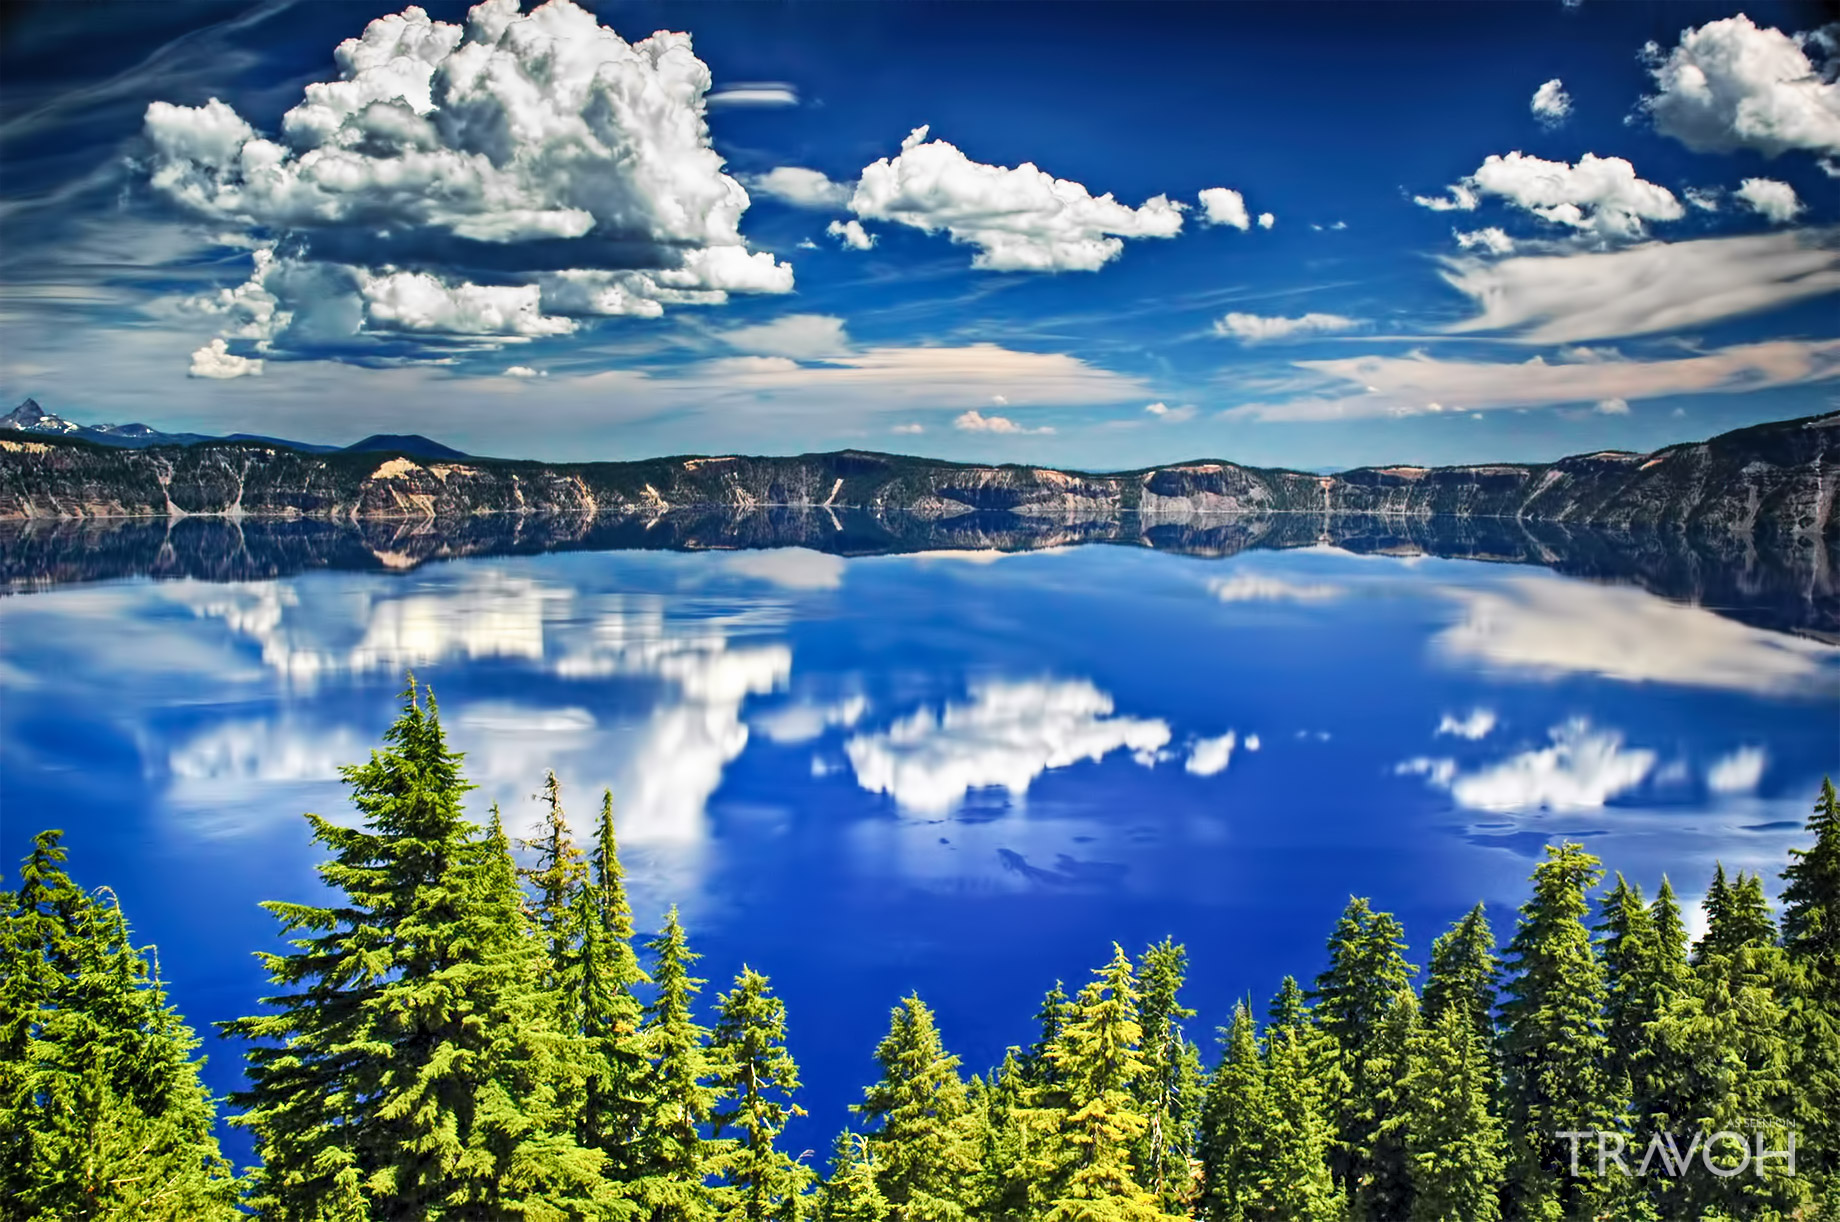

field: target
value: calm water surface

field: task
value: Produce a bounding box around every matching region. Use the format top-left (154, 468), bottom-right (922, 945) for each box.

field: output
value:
top-left (2, 532), bottom-right (1835, 1162)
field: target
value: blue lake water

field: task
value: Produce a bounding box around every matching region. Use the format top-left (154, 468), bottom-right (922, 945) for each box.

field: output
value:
top-left (2, 529), bottom-right (1836, 1165)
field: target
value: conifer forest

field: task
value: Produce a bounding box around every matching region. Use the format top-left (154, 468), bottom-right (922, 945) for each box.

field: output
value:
top-left (4, 680), bottom-right (1838, 1221)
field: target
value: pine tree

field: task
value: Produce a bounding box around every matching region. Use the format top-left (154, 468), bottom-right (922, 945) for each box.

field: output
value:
top-left (633, 905), bottom-right (717, 1221)
top-left (1133, 939), bottom-right (1203, 1212)
top-left (1025, 981), bottom-right (1074, 1095)
top-left (1403, 1002), bottom-right (1505, 1222)
top-left (1782, 778), bottom-right (1840, 1194)
top-left (1265, 976), bottom-right (1311, 1037)
top-left (1651, 865), bottom-right (1803, 1219)
top-left (226, 678), bottom-right (607, 1219)
top-left (854, 994), bottom-right (977, 1222)
top-left (818, 1132), bottom-right (887, 1222)
top-left (1197, 1003), bottom-right (1264, 1222)
top-left (1309, 896), bottom-right (1416, 1215)
top-left (0, 831), bottom-right (240, 1219)
top-left (1596, 873), bottom-right (1655, 1112)
top-left (709, 967), bottom-right (813, 1221)
top-left (1044, 944), bottom-right (1162, 1220)
top-left (518, 769), bottom-right (590, 975)
top-left (1349, 988), bottom-right (1417, 1222)
top-left (1498, 842), bottom-right (1614, 1221)
top-left (1257, 1022), bottom-right (1340, 1222)
top-left (1692, 862), bottom-right (1735, 965)
top-left (1421, 903), bottom-right (1498, 1050)
top-left (574, 791), bottom-right (653, 1182)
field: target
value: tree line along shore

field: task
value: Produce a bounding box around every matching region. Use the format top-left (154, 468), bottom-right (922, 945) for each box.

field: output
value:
top-left (4, 678), bottom-right (1837, 1222)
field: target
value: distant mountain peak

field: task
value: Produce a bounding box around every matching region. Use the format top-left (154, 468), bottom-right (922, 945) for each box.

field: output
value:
top-left (3, 398), bottom-right (80, 435)
top-left (343, 434), bottom-right (470, 461)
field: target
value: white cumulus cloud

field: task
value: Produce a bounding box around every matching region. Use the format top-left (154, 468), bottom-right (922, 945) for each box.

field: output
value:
top-left (827, 218), bottom-right (876, 250)
top-left (719, 313), bottom-right (850, 359)
top-left (748, 166), bottom-right (852, 208)
top-left (1405, 719), bottom-right (1657, 811)
top-left (1258, 212), bottom-right (1275, 229)
top-left (1455, 227), bottom-right (1516, 255)
top-left (1417, 152), bottom-right (1684, 241)
top-left (188, 337), bottom-right (263, 379)
top-left (1185, 731), bottom-right (1238, 776)
top-left (954, 409), bottom-right (1053, 435)
top-left (1532, 78), bottom-right (1573, 124)
top-left (1214, 311), bottom-right (1360, 342)
top-left (143, 0), bottom-right (793, 366)
top-left (848, 125), bottom-right (1186, 271)
top-left (1642, 15), bottom-right (1840, 162)
top-left (843, 679), bottom-right (1171, 814)
top-left (1198, 187), bottom-right (1251, 230)
top-left (1706, 746), bottom-right (1768, 794)
top-left (502, 364), bottom-right (545, 377)
top-left (1735, 177), bottom-right (1806, 223)
top-left (1436, 709), bottom-right (1498, 740)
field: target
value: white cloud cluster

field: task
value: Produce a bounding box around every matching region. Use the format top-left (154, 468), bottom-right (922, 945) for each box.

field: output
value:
top-left (1215, 311), bottom-right (1360, 343)
top-left (188, 336), bottom-right (263, 379)
top-left (848, 126), bottom-right (1186, 271)
top-left (1416, 152), bottom-right (1684, 241)
top-left (954, 408), bottom-right (1053, 435)
top-left (1531, 78), bottom-right (1572, 125)
top-left (1642, 15), bottom-right (1840, 163)
top-left (1735, 177), bottom-right (1805, 223)
top-left (1185, 731), bottom-right (1237, 776)
top-left (1403, 719), bottom-right (1658, 812)
top-left (144, 0), bottom-right (793, 366)
top-left (167, 575), bottom-right (791, 845)
top-left (1436, 709), bottom-right (1497, 740)
top-left (1439, 229), bottom-right (1840, 343)
top-left (843, 678), bottom-right (1171, 814)
top-left (748, 166), bottom-right (852, 208)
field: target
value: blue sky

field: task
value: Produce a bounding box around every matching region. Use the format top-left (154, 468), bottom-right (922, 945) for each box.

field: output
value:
top-left (1, 0), bottom-right (1836, 468)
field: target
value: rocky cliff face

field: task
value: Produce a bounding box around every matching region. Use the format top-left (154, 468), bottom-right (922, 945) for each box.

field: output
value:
top-left (2, 412), bottom-right (1833, 550)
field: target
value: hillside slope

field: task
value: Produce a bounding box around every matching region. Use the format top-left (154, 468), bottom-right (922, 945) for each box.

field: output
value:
top-left (0, 412), bottom-right (1832, 546)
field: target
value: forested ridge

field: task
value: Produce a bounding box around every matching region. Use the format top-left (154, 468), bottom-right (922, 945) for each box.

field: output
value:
top-left (4, 680), bottom-right (1838, 1221)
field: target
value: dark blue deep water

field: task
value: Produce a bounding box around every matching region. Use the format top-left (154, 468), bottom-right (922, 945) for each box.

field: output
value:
top-left (2, 531), bottom-right (1836, 1166)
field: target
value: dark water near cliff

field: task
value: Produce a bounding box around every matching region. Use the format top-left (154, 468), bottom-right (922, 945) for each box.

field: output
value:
top-left (2, 515), bottom-right (1836, 1165)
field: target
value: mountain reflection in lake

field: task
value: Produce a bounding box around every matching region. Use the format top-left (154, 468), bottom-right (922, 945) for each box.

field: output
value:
top-left (1, 518), bottom-right (1835, 1160)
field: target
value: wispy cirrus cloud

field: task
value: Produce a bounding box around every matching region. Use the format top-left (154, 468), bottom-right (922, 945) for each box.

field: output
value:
top-left (1437, 229), bottom-right (1840, 343)
top-left (1225, 337), bottom-right (1840, 421)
